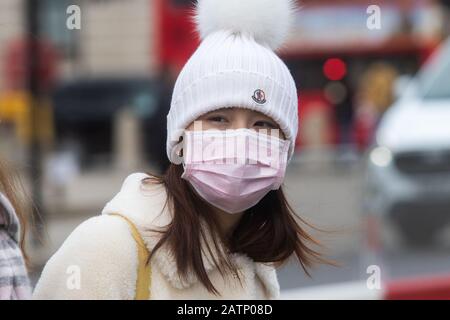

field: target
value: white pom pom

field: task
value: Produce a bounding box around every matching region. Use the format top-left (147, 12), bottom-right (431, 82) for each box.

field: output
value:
top-left (194, 0), bottom-right (297, 50)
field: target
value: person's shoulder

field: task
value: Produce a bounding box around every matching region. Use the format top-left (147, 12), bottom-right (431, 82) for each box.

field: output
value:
top-left (101, 172), bottom-right (169, 228)
top-left (115, 172), bottom-right (165, 197)
top-left (121, 172), bottom-right (152, 190)
top-left (57, 214), bottom-right (135, 255)
top-left (39, 213), bottom-right (139, 277)
top-left (35, 214), bottom-right (138, 282)
top-left (33, 214), bottom-right (138, 299)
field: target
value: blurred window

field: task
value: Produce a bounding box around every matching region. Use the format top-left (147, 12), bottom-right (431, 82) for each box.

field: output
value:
top-left (39, 0), bottom-right (78, 59)
top-left (423, 69), bottom-right (450, 99)
top-left (52, 78), bottom-right (160, 170)
top-left (421, 41), bottom-right (450, 99)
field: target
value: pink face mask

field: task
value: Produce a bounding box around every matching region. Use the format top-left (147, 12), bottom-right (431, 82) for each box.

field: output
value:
top-left (181, 128), bottom-right (289, 214)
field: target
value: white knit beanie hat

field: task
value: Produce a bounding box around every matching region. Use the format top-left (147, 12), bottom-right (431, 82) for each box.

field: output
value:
top-left (166, 0), bottom-right (299, 163)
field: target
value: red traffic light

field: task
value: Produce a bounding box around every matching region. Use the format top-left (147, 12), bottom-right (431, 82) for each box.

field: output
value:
top-left (323, 58), bottom-right (347, 81)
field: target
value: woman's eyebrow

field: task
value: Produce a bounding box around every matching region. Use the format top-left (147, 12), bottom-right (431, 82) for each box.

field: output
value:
top-left (205, 111), bottom-right (227, 118)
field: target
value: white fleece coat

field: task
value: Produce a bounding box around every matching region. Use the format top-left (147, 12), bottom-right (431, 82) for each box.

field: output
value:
top-left (32, 173), bottom-right (280, 300)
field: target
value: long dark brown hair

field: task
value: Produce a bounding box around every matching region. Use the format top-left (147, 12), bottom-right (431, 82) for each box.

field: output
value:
top-left (144, 163), bottom-right (332, 296)
top-left (0, 159), bottom-right (29, 266)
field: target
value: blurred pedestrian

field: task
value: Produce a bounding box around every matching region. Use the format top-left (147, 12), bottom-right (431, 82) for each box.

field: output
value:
top-left (355, 62), bottom-right (398, 149)
top-left (0, 161), bottom-right (32, 300)
top-left (33, 0), bottom-right (330, 300)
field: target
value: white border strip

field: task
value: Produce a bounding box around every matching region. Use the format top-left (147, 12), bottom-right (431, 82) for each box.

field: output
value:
top-left (280, 280), bottom-right (385, 300)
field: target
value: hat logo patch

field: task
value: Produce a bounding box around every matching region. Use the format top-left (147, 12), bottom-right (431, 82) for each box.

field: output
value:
top-left (252, 89), bottom-right (267, 105)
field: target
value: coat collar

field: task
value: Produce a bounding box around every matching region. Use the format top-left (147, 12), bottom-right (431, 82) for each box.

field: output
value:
top-left (0, 192), bottom-right (20, 243)
top-left (101, 173), bottom-right (280, 299)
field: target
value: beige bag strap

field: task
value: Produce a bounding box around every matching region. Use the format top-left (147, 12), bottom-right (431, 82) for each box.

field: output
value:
top-left (108, 213), bottom-right (151, 300)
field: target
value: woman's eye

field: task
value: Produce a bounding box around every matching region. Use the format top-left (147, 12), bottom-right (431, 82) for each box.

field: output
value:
top-left (254, 121), bottom-right (277, 129)
top-left (207, 116), bottom-right (228, 123)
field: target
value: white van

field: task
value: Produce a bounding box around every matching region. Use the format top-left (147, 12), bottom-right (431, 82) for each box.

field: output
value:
top-left (364, 38), bottom-right (450, 246)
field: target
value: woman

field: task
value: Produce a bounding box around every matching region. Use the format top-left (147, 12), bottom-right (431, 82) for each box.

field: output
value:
top-left (0, 161), bottom-right (32, 299)
top-left (33, 0), bottom-right (328, 299)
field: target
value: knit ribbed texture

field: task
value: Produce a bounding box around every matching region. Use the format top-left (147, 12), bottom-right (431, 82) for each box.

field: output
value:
top-left (166, 30), bottom-right (298, 162)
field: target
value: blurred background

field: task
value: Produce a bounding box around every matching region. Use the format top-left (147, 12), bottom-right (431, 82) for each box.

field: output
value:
top-left (1, 0), bottom-right (450, 296)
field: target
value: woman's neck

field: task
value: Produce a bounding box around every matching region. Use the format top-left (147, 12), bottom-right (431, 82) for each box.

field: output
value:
top-left (211, 207), bottom-right (244, 239)
top-left (191, 188), bottom-right (244, 238)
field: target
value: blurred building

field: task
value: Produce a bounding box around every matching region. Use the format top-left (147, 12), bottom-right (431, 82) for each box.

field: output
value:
top-left (0, 0), bottom-right (155, 87)
top-left (0, 0), bottom-right (163, 213)
top-left (75, 0), bottom-right (156, 76)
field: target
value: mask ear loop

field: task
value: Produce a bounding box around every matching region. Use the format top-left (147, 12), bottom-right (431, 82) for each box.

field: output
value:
top-left (178, 133), bottom-right (189, 178)
top-left (272, 139), bottom-right (290, 190)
